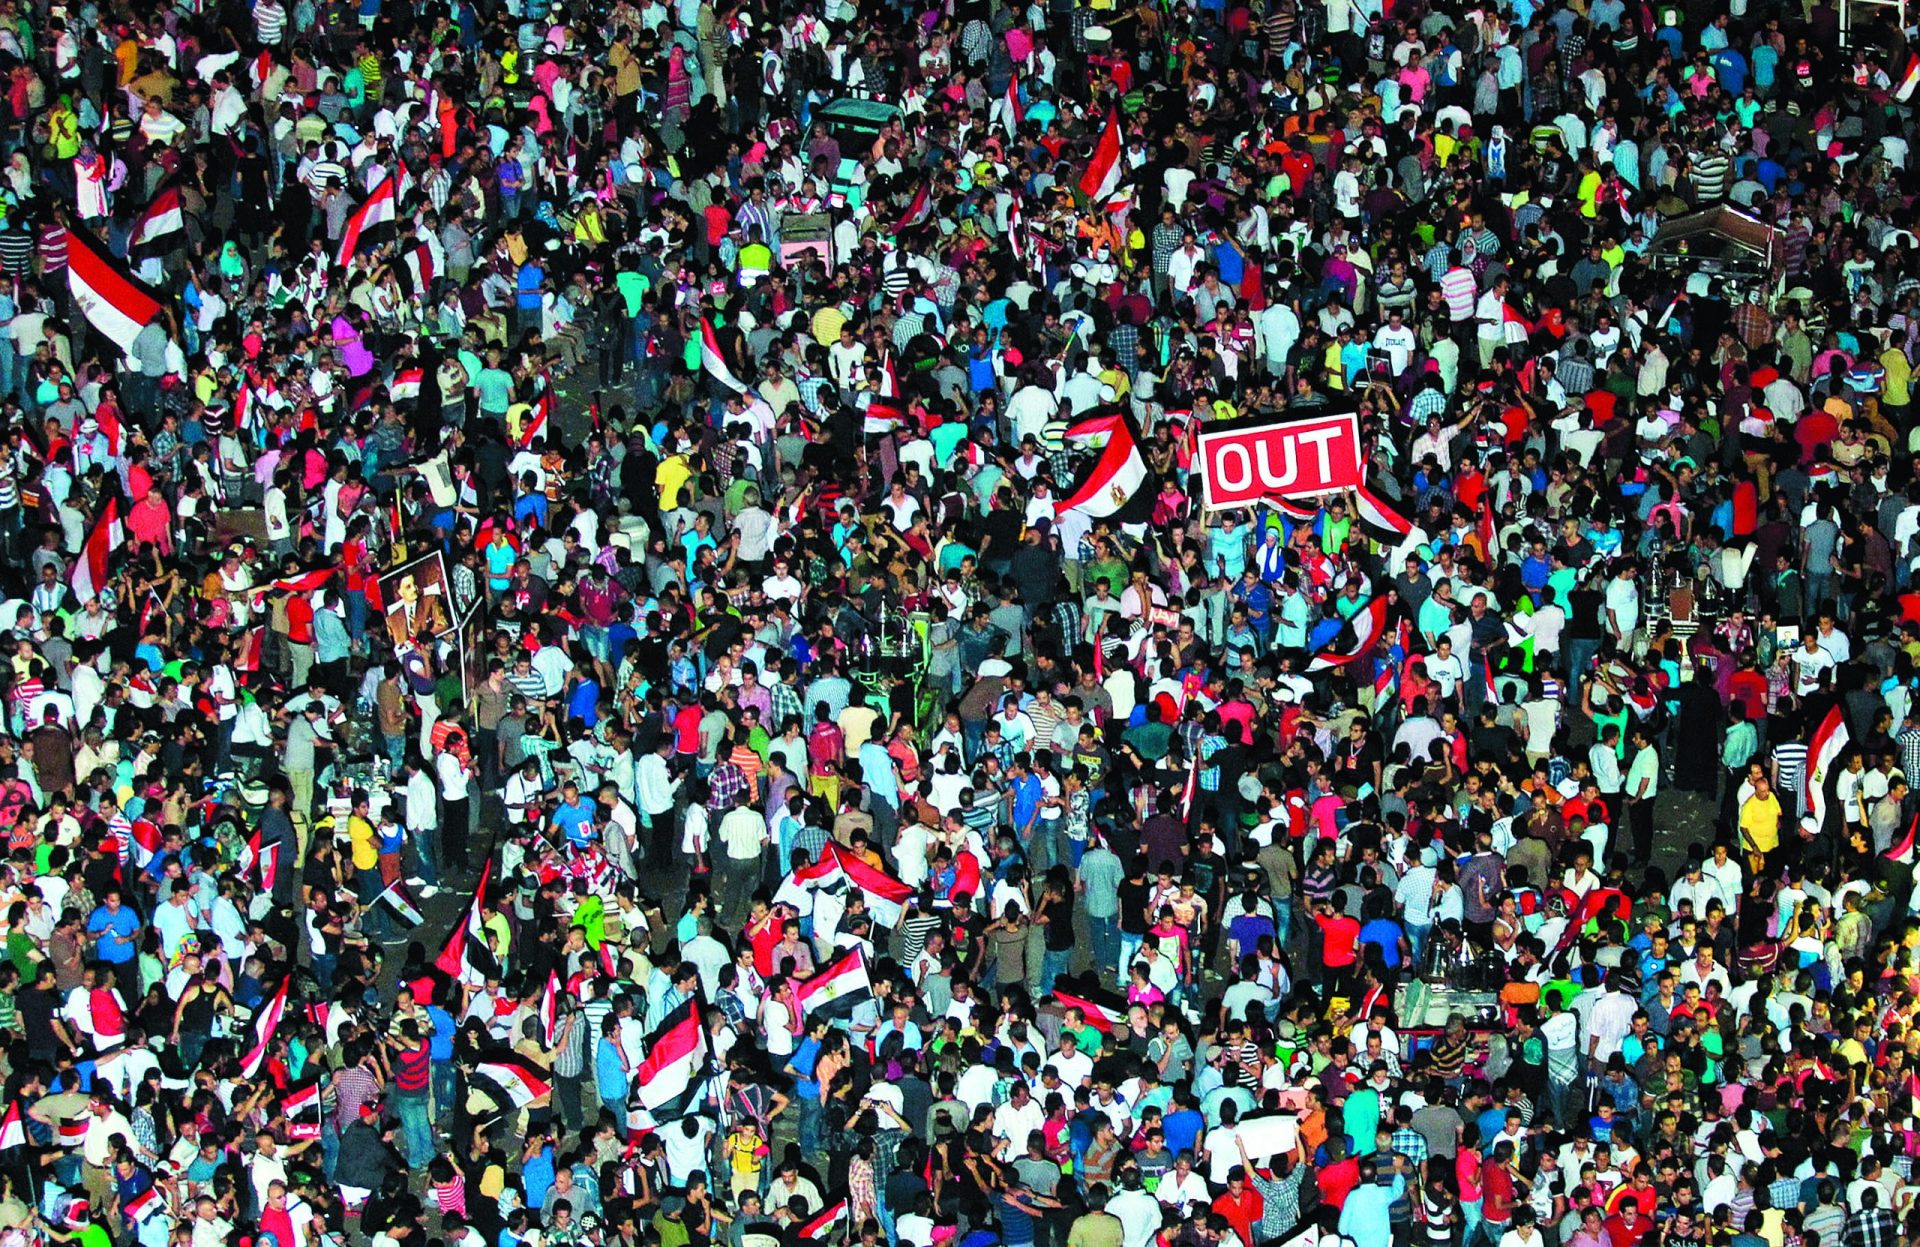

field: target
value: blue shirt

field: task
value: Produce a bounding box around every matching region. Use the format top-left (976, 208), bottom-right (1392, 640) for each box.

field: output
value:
top-left (426, 1005), bottom-right (457, 1061)
top-left (858, 741), bottom-right (899, 803)
top-left (88, 904), bottom-right (140, 963)
top-left (1339, 1175), bottom-right (1406, 1243)
top-left (522, 1145), bottom-right (557, 1212)
top-left (1163, 1107), bottom-right (1204, 1158)
top-left (553, 796), bottom-right (597, 847)
top-left (595, 1036), bottom-right (629, 1103)
top-left (788, 1036), bottom-right (822, 1096)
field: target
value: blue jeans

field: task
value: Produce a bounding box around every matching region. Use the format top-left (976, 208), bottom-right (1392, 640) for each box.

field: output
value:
top-left (1088, 915), bottom-right (1119, 976)
top-left (1118, 933), bottom-right (1143, 980)
top-left (432, 1062), bottom-right (456, 1118)
top-left (394, 1092), bottom-right (432, 1166)
top-left (1040, 946), bottom-right (1071, 995)
top-left (413, 829), bottom-right (440, 887)
top-left (797, 1094), bottom-right (823, 1156)
top-left (356, 867), bottom-right (392, 938)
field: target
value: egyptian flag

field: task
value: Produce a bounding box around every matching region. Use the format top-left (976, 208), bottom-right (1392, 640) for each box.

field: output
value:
top-left (1078, 110), bottom-right (1124, 207)
top-left (436, 859), bottom-right (496, 981)
top-left (0, 1102), bottom-right (24, 1151)
top-left (824, 843), bottom-right (913, 925)
top-left (1307, 597), bottom-right (1389, 672)
top-left (1805, 706), bottom-right (1850, 830)
top-left (239, 827), bottom-right (281, 893)
top-left (891, 180), bottom-right (932, 233)
top-left (700, 319), bottom-right (748, 393)
top-left (241, 978), bottom-right (290, 1077)
top-left (390, 367), bottom-right (423, 402)
top-left (1887, 814), bottom-right (1917, 866)
top-left (122, 1187), bottom-right (165, 1224)
top-left (1052, 981), bottom-right (1128, 1034)
top-left (376, 880), bottom-right (425, 929)
top-left (1002, 72), bottom-right (1025, 139)
top-left (233, 379), bottom-right (257, 431)
top-left (336, 173), bottom-right (399, 267)
top-left (539, 970), bottom-right (561, 1042)
top-left (394, 242), bottom-right (436, 298)
top-left (798, 1201), bottom-right (849, 1241)
top-left (1373, 660), bottom-right (1398, 707)
top-left (57, 1118), bottom-right (88, 1146)
top-left (69, 498), bottom-right (124, 604)
top-left (636, 998), bottom-right (708, 1120)
top-left (122, 818), bottom-right (162, 869)
top-left (1900, 53), bottom-right (1920, 102)
top-left (1055, 411), bottom-right (1153, 526)
top-left (1353, 486), bottom-right (1415, 546)
top-left (878, 351), bottom-right (900, 399)
top-left (1483, 656), bottom-right (1501, 704)
top-left (66, 227), bottom-right (161, 353)
top-left (282, 1082), bottom-right (323, 1140)
top-left (517, 388), bottom-right (552, 447)
top-left (252, 566), bottom-right (335, 601)
top-left (475, 1055), bottom-right (552, 1108)
top-left (129, 186), bottom-right (186, 250)
top-left (795, 947), bottom-right (873, 1021)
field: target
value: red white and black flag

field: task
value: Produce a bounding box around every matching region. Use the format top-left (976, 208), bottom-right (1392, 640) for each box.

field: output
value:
top-left (66, 227), bottom-right (161, 354)
top-left (282, 1082), bottom-right (323, 1140)
top-left (393, 242), bottom-right (436, 298)
top-left (474, 1055), bottom-right (552, 1109)
top-left (436, 860), bottom-right (497, 982)
top-left (798, 1200), bottom-right (849, 1241)
top-left (241, 977), bottom-right (290, 1077)
top-left (635, 997), bottom-right (708, 1120)
top-left (1055, 412), bottom-right (1153, 526)
top-left (336, 172), bottom-right (400, 268)
top-left (795, 947), bottom-right (873, 1021)
top-left (129, 185), bottom-right (186, 250)
top-left (69, 497), bottom-right (124, 604)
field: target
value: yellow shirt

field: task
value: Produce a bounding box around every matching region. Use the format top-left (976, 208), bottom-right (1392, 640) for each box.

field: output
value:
top-left (656, 455), bottom-right (693, 510)
top-left (1577, 169), bottom-right (1603, 219)
top-left (1883, 347), bottom-right (1912, 407)
top-left (347, 814), bottom-right (378, 871)
top-left (1739, 792), bottom-right (1781, 854)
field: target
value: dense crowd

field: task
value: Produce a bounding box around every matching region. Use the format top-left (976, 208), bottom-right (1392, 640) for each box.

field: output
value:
top-left (0, 0), bottom-right (1915, 1245)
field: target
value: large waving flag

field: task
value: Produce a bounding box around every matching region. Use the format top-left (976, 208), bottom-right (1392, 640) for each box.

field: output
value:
top-left (474, 1054), bottom-right (552, 1108)
top-left (891, 180), bottom-right (933, 233)
top-left (1805, 706), bottom-right (1850, 830)
top-left (66, 228), bottom-right (161, 354)
top-left (0, 1102), bottom-right (24, 1151)
top-left (241, 978), bottom-right (290, 1077)
top-left (1056, 411), bottom-right (1152, 526)
top-left (69, 498), bottom-right (124, 604)
top-left (814, 842), bottom-right (913, 925)
top-left (436, 860), bottom-right (496, 982)
top-left (336, 173), bottom-right (399, 267)
top-left (129, 186), bottom-right (185, 249)
top-left (795, 947), bottom-right (873, 1021)
top-left (1078, 110), bottom-right (1124, 206)
top-left (1307, 597), bottom-right (1389, 671)
top-left (700, 319), bottom-right (747, 393)
top-left (1002, 73), bottom-right (1025, 139)
top-left (636, 997), bottom-right (709, 1121)
top-left (517, 388), bottom-right (552, 448)
top-left (393, 242), bottom-right (436, 299)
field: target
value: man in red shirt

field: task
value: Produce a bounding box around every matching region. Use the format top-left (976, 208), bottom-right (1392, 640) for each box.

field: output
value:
top-left (1603, 1196), bottom-right (1654, 1247)
top-left (1212, 1167), bottom-right (1264, 1247)
top-left (1316, 1136), bottom-right (1362, 1211)
top-left (1313, 899), bottom-right (1362, 1004)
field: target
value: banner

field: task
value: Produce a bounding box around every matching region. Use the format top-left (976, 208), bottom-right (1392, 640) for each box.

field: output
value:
top-left (1196, 412), bottom-right (1364, 511)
